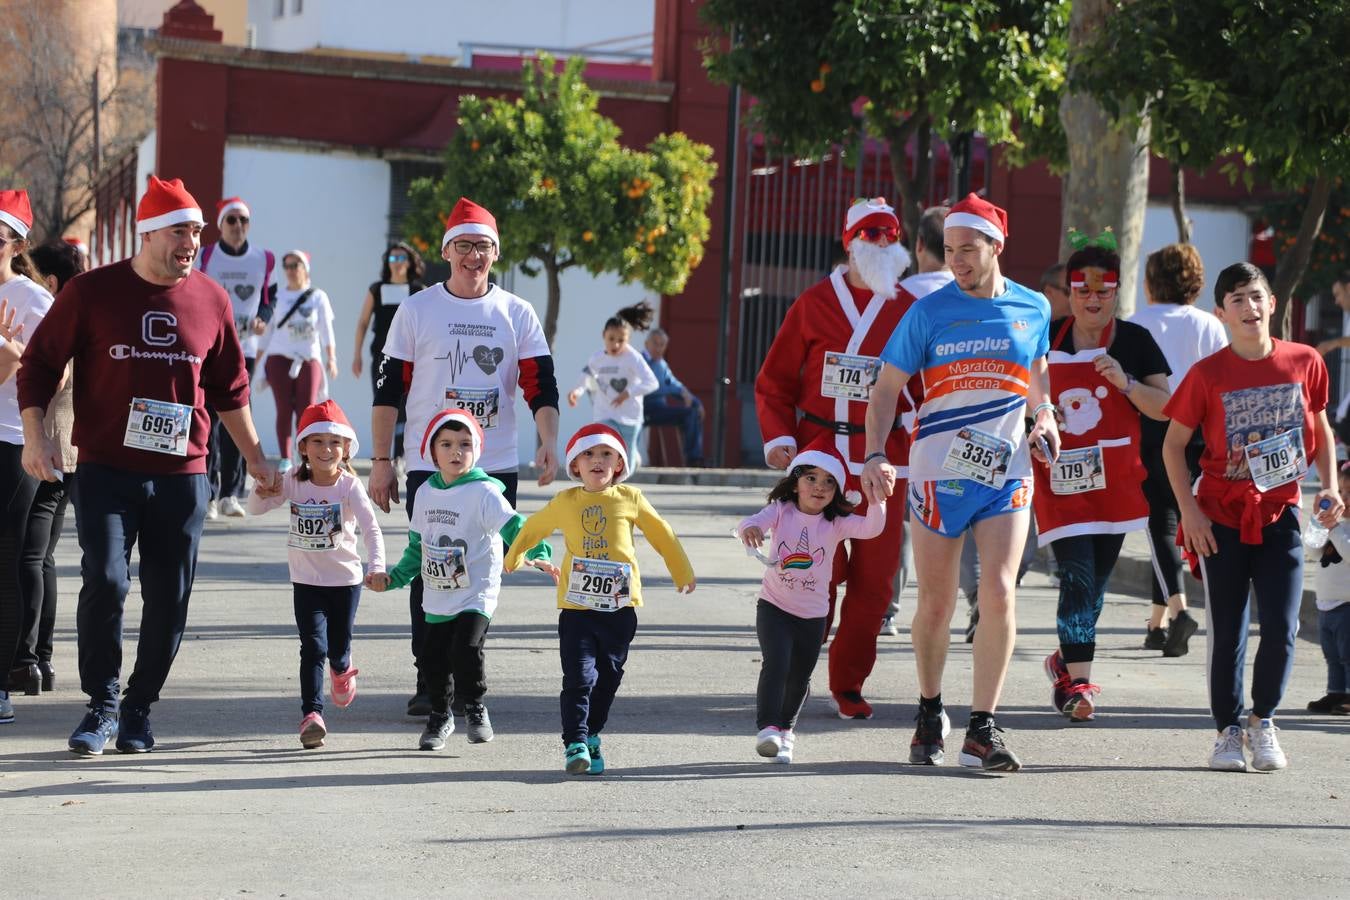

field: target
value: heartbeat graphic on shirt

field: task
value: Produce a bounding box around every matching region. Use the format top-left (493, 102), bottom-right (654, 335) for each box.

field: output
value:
top-left (434, 339), bottom-right (504, 381)
top-left (435, 340), bottom-right (478, 381)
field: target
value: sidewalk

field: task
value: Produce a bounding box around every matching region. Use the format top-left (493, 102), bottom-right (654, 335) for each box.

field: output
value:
top-left (2, 475), bottom-right (1346, 898)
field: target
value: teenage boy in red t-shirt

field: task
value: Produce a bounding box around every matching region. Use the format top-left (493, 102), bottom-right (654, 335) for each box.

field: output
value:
top-left (1163, 262), bottom-right (1343, 773)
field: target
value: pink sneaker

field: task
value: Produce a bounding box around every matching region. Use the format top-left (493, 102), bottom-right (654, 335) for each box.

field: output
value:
top-left (299, 712), bottom-right (327, 748)
top-left (330, 665), bottom-right (359, 708)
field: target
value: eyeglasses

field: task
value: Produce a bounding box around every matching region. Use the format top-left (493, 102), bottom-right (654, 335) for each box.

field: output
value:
top-left (283, 261), bottom-right (301, 270)
top-left (450, 239), bottom-right (495, 255)
top-left (387, 253), bottom-right (408, 263)
top-left (855, 226), bottom-right (899, 243)
top-left (224, 215), bottom-right (248, 225)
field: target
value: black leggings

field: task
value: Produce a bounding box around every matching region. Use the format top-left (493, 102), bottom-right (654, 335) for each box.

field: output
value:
top-left (15, 478), bottom-right (68, 667)
top-left (755, 599), bottom-right (827, 731)
top-left (1140, 436), bottom-right (1203, 606)
top-left (0, 441), bottom-right (38, 679)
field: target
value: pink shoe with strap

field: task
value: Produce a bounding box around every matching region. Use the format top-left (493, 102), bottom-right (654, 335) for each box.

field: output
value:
top-left (331, 665), bottom-right (359, 708)
top-left (299, 712), bottom-right (327, 748)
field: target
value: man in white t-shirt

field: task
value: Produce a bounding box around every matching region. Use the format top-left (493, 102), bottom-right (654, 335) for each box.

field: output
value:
top-left (369, 197), bottom-right (559, 716)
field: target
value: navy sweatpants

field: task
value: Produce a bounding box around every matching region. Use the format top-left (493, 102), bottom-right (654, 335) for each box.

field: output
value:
top-left (558, 606), bottom-right (637, 744)
top-left (73, 463), bottom-right (208, 713)
top-left (293, 582), bottom-right (361, 715)
top-left (1197, 507), bottom-right (1303, 730)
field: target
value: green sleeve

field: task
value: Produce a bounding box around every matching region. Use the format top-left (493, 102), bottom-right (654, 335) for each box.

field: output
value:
top-left (386, 529), bottom-right (423, 590)
top-left (501, 513), bottom-right (553, 563)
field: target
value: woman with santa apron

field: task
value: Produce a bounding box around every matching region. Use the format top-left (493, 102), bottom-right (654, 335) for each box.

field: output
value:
top-left (1032, 232), bottom-right (1172, 722)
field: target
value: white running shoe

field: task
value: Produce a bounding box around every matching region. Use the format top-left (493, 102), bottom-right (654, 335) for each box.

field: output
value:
top-left (775, 730), bottom-right (795, 764)
top-left (205, 500), bottom-right (219, 521)
top-left (1208, 725), bottom-right (1247, 772)
top-left (755, 726), bottom-right (782, 758)
top-left (219, 496), bottom-right (246, 517)
top-left (1244, 718), bottom-right (1288, 771)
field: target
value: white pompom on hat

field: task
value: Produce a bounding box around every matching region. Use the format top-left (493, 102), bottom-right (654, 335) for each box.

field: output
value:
top-left (0, 190), bottom-right (33, 239)
top-left (842, 196), bottom-right (899, 250)
top-left (135, 175), bottom-right (204, 234)
top-left (296, 399), bottom-right (359, 458)
top-left (216, 197), bottom-right (250, 227)
top-left (441, 196), bottom-right (500, 251)
top-left (945, 192), bottom-right (1009, 245)
top-left (421, 408), bottom-right (484, 469)
top-left (565, 423), bottom-right (630, 483)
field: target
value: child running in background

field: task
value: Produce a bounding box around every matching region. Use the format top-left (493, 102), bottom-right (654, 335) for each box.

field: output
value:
top-left (1308, 462), bottom-right (1350, 716)
top-left (369, 409), bottom-right (558, 750)
top-left (737, 440), bottom-right (886, 763)
top-left (247, 400), bottom-right (385, 749)
top-left (566, 302), bottom-right (659, 465)
top-left (504, 424), bottom-right (695, 776)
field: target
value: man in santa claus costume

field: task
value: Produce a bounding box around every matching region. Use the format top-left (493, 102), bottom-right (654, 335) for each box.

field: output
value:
top-left (755, 197), bottom-right (914, 721)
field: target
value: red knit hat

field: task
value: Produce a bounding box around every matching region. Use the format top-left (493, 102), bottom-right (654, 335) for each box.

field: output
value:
top-left (420, 408), bottom-right (485, 468)
top-left (0, 190), bottom-right (33, 239)
top-left (945, 192), bottom-right (1009, 245)
top-left (565, 423), bottom-right (629, 483)
top-left (786, 438), bottom-right (848, 490)
top-left (842, 197), bottom-right (900, 250)
top-left (136, 175), bottom-right (204, 234)
top-left (296, 399), bottom-right (359, 457)
top-left (216, 197), bottom-right (250, 227)
top-left (441, 197), bottom-right (499, 251)
top-left (63, 236), bottom-right (89, 256)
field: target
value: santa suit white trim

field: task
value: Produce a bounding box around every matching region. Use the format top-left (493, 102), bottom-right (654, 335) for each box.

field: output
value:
top-left (828, 265), bottom-right (888, 476)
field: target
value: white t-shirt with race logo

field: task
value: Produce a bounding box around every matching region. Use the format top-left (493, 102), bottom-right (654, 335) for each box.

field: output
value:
top-left (410, 477), bottom-right (516, 618)
top-left (572, 345), bottom-right (659, 426)
top-left (0, 276), bottom-right (54, 443)
top-left (262, 287), bottom-right (335, 363)
top-left (382, 283), bottom-right (550, 474)
top-left (198, 243), bottom-right (271, 358)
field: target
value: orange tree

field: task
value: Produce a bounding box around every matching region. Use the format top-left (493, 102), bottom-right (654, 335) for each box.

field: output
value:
top-left (406, 55), bottom-right (715, 346)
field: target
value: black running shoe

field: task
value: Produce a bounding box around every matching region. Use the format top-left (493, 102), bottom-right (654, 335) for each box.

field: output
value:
top-left (1163, 610), bottom-right (1198, 658)
top-left (1307, 692), bottom-right (1350, 713)
top-left (908, 708), bottom-right (949, 765)
top-left (958, 720), bottom-right (1021, 772)
top-left (1143, 625), bottom-right (1167, 651)
top-left (419, 713), bottom-right (454, 751)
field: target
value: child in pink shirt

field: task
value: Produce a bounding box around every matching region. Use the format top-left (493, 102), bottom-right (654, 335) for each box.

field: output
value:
top-left (736, 442), bottom-right (884, 762)
top-left (248, 400), bottom-right (385, 749)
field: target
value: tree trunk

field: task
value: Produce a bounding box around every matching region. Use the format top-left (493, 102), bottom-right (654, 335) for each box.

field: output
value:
top-left (883, 111), bottom-right (932, 250)
top-left (1169, 162), bottom-right (1192, 244)
top-left (541, 254), bottom-right (562, 349)
top-left (1059, 0), bottom-right (1152, 318)
top-left (1273, 172), bottom-right (1333, 340)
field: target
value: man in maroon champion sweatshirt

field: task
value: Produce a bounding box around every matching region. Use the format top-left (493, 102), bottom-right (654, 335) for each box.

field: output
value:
top-left (17, 175), bottom-right (280, 755)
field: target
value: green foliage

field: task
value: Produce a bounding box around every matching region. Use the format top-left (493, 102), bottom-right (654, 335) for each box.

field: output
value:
top-left (1264, 181), bottom-right (1350, 300)
top-left (1076, 0), bottom-right (1350, 188)
top-left (701, 0), bottom-right (1070, 167)
top-left (406, 55), bottom-right (715, 340)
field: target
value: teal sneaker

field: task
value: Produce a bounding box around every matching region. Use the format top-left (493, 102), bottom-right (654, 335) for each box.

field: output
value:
top-left (564, 740), bottom-right (591, 775)
top-left (586, 734), bottom-right (604, 775)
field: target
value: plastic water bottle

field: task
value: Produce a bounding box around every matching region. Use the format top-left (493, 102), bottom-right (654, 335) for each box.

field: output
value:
top-left (1304, 498), bottom-right (1333, 550)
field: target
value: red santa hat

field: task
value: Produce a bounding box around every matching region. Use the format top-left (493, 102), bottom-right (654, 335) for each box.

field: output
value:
top-left (565, 423), bottom-right (630, 484)
top-left (136, 175), bottom-right (204, 234)
top-left (63, 236), bottom-right (89, 256)
top-left (0, 190), bottom-right (33, 239)
top-left (283, 249), bottom-right (311, 273)
top-left (216, 197), bottom-right (250, 227)
top-left (296, 399), bottom-right (359, 458)
top-left (441, 197), bottom-right (500, 251)
top-left (945, 192), bottom-right (1008, 245)
top-left (786, 439), bottom-right (849, 491)
top-left (420, 408), bottom-right (485, 469)
top-left (842, 196), bottom-right (900, 251)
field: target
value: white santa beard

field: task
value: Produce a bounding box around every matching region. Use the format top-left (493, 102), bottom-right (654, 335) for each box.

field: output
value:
top-left (849, 240), bottom-right (910, 299)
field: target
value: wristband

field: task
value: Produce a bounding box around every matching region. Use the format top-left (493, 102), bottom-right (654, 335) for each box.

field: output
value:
top-left (1032, 402), bottom-right (1055, 418)
top-left (1122, 374), bottom-right (1137, 395)
top-left (864, 451), bottom-right (888, 464)
top-left (371, 456), bottom-right (392, 462)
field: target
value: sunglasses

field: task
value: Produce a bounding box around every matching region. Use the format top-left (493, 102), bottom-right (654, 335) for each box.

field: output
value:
top-left (224, 215), bottom-right (249, 225)
top-left (855, 226), bottom-right (899, 243)
top-left (387, 253), bottom-right (408, 263)
top-left (450, 239), bottom-right (495, 255)
top-left (283, 261), bottom-right (302, 270)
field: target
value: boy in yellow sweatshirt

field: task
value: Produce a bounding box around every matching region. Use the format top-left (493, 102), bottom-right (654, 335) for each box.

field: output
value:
top-left (505, 423), bottom-right (696, 775)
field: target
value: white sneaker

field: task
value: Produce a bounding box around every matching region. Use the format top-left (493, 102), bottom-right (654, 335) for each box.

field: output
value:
top-left (1244, 718), bottom-right (1288, 771)
top-left (879, 616), bottom-right (899, 637)
top-left (775, 730), bottom-right (795, 764)
top-left (205, 500), bottom-right (219, 521)
top-left (755, 726), bottom-right (782, 758)
top-left (1208, 725), bottom-right (1247, 772)
top-left (219, 496), bottom-right (246, 517)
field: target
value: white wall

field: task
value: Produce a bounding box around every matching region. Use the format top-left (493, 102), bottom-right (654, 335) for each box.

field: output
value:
top-left (1134, 202), bottom-right (1251, 314)
top-left (248, 0), bottom-right (653, 60)
top-left (221, 142), bottom-right (390, 458)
